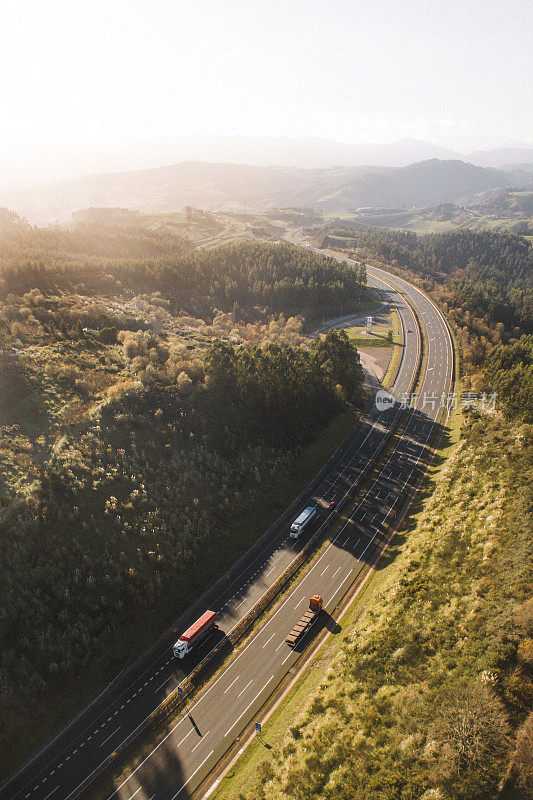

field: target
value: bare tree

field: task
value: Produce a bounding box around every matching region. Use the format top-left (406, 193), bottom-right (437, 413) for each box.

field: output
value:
top-left (430, 680), bottom-right (511, 785)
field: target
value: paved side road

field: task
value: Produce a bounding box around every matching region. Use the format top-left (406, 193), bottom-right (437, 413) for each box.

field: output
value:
top-left (0, 265), bottom-right (452, 800)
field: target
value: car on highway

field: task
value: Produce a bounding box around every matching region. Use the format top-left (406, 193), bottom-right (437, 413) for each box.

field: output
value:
top-left (327, 500), bottom-right (336, 509)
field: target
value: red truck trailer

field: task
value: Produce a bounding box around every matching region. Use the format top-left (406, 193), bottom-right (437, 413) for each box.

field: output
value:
top-left (173, 610), bottom-right (217, 658)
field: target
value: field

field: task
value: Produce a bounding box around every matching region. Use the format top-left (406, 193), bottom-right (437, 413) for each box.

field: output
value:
top-left (324, 193), bottom-right (533, 237)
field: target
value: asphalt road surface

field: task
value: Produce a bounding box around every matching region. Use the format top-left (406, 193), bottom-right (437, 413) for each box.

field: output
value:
top-left (0, 260), bottom-right (453, 800)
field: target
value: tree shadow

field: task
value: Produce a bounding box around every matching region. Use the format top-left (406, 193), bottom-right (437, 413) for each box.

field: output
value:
top-left (346, 405), bottom-right (449, 573)
top-left (109, 731), bottom-right (190, 800)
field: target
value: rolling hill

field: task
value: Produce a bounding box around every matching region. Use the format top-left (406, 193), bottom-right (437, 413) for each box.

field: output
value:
top-left (3, 158), bottom-right (532, 224)
top-left (314, 159), bottom-right (533, 212)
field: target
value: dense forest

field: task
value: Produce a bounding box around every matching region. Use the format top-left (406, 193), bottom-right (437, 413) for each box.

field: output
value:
top-left (0, 210), bottom-right (367, 318)
top-left (0, 213), bottom-right (368, 774)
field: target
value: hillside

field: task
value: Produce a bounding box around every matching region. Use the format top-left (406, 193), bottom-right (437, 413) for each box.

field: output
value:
top-left (2, 162), bottom-right (341, 224)
top-left (230, 412), bottom-right (533, 800)
top-left (315, 160), bottom-right (532, 212)
top-left (3, 137), bottom-right (532, 193)
top-left (3, 159), bottom-right (532, 224)
top-left (0, 223), bottom-right (371, 774)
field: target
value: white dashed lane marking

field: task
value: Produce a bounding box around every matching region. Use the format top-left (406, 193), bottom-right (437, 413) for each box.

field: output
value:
top-left (177, 727), bottom-right (194, 748)
top-left (237, 679), bottom-right (253, 698)
top-left (223, 675), bottom-right (240, 694)
top-left (191, 733), bottom-right (209, 753)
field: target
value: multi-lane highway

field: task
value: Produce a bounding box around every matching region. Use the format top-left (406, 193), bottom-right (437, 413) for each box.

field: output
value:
top-left (1, 257), bottom-right (453, 800)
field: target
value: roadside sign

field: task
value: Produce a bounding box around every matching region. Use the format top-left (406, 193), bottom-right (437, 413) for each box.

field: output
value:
top-left (255, 722), bottom-right (262, 733)
top-left (178, 685), bottom-right (184, 698)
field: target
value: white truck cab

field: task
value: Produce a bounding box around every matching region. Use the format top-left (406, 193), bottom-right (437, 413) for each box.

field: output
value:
top-left (173, 609), bottom-right (217, 659)
top-left (173, 639), bottom-right (190, 659)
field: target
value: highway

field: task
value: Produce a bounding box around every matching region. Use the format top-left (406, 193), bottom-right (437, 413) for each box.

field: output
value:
top-left (0, 259), bottom-right (453, 800)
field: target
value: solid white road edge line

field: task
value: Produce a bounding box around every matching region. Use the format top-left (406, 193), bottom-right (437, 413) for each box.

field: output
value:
top-left (99, 728), bottom-right (121, 749)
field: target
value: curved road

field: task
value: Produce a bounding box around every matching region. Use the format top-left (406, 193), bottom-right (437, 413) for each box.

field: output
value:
top-left (0, 258), bottom-right (453, 800)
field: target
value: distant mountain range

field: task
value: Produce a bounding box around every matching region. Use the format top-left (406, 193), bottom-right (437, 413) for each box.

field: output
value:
top-left (3, 158), bottom-right (533, 224)
top-left (467, 147), bottom-right (533, 169)
top-left (148, 136), bottom-right (533, 171)
top-left (312, 159), bottom-right (533, 212)
top-left (2, 135), bottom-right (533, 195)
top-left (127, 135), bottom-right (466, 170)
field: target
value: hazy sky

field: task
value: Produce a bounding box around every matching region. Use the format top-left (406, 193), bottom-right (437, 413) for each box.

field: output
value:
top-left (1, 0), bottom-right (531, 182)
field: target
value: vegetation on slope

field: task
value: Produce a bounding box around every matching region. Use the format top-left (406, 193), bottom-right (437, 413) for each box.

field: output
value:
top-left (484, 336), bottom-right (533, 422)
top-left (0, 212), bottom-right (367, 318)
top-left (237, 412), bottom-right (533, 800)
top-left (0, 216), bottom-right (368, 774)
top-left (0, 206), bottom-right (193, 259)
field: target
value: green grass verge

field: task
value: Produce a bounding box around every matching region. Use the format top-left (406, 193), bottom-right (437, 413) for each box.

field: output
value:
top-left (380, 308), bottom-right (403, 390)
top-left (343, 323), bottom-right (399, 349)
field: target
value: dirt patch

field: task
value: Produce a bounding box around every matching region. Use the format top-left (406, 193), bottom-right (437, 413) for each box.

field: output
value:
top-left (358, 347), bottom-right (392, 381)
